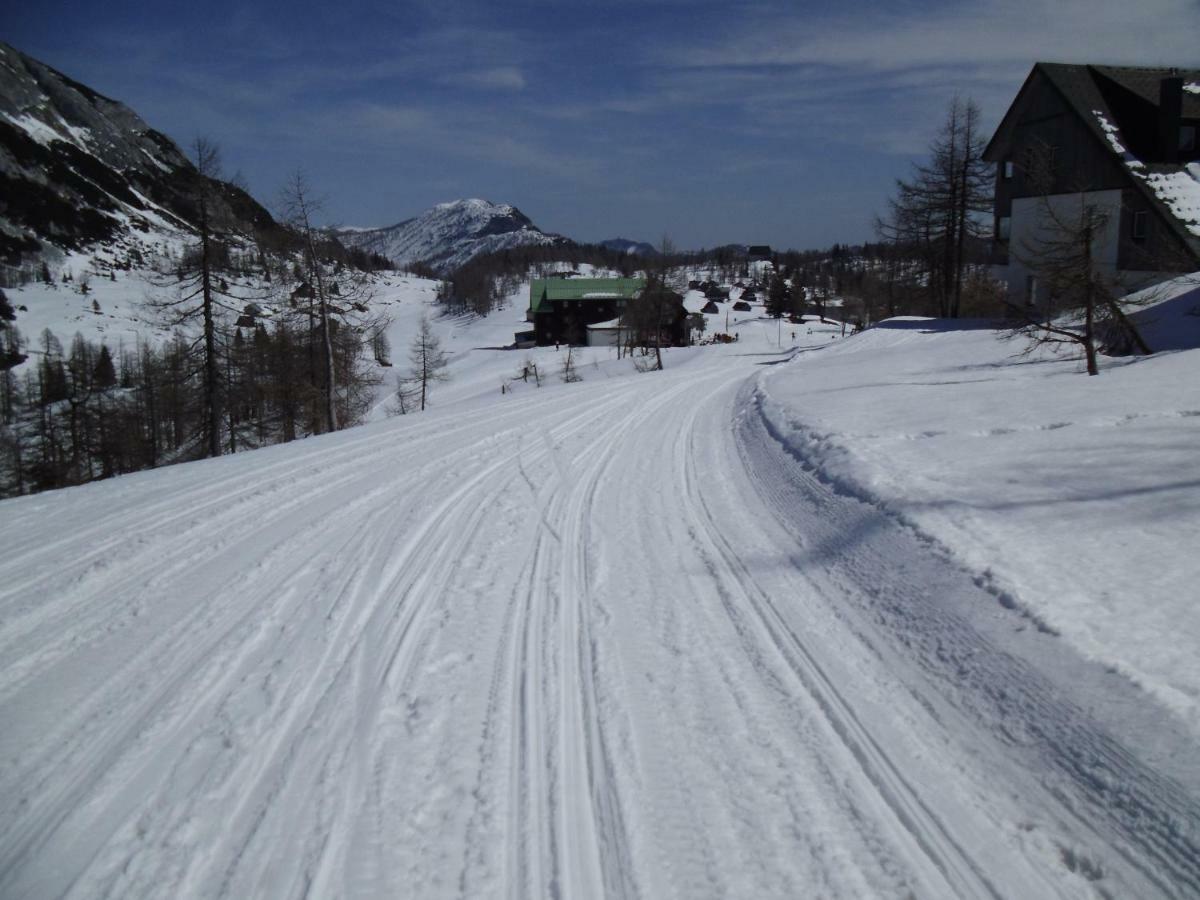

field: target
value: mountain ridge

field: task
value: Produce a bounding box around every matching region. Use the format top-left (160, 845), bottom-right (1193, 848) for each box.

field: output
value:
top-left (0, 42), bottom-right (286, 268)
top-left (335, 198), bottom-right (565, 274)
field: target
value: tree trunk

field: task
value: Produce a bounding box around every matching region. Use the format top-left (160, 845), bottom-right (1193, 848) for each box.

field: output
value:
top-left (1083, 223), bottom-right (1099, 376)
top-left (200, 200), bottom-right (222, 457)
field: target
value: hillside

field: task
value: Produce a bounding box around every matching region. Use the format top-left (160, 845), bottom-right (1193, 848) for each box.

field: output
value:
top-left (0, 43), bottom-right (284, 270)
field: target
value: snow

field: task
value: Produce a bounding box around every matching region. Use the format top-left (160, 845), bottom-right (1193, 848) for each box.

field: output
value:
top-left (756, 312), bottom-right (1200, 732)
top-left (1143, 164), bottom-right (1200, 237)
top-left (2, 281), bottom-right (1199, 897)
top-left (1093, 109), bottom-right (1145, 168)
top-left (5, 111), bottom-right (68, 147)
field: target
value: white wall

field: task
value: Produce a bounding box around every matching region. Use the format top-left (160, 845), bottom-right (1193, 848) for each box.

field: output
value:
top-left (1002, 189), bottom-right (1123, 307)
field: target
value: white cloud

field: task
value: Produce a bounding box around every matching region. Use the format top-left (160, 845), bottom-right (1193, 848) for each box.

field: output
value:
top-left (440, 67), bottom-right (527, 91)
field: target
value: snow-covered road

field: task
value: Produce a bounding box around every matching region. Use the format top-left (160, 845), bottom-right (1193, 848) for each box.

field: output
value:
top-left (2, 342), bottom-right (1197, 898)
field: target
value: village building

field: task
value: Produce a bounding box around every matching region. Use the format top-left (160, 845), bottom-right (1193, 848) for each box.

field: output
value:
top-left (984, 63), bottom-right (1200, 309)
top-left (520, 276), bottom-right (692, 348)
top-left (525, 277), bottom-right (644, 345)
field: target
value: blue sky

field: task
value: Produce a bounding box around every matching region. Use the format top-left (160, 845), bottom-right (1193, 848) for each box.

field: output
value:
top-left (7, 0), bottom-right (1198, 250)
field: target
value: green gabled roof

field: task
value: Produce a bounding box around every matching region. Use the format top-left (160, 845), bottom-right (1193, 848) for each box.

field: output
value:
top-left (528, 277), bottom-right (646, 313)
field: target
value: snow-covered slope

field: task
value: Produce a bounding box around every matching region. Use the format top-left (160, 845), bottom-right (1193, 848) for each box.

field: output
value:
top-left (756, 299), bottom-right (1200, 733)
top-left (0, 42), bottom-right (284, 267)
top-left (2, 299), bottom-right (1199, 898)
top-left (336, 198), bottom-right (564, 274)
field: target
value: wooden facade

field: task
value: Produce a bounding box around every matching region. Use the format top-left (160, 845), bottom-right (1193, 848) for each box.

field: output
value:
top-left (984, 64), bottom-right (1200, 300)
top-left (527, 278), bottom-right (645, 346)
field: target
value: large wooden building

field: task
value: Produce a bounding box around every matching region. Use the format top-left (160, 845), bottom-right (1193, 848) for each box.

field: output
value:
top-left (523, 276), bottom-right (692, 348)
top-left (984, 64), bottom-right (1200, 308)
top-left (526, 277), bottom-right (645, 345)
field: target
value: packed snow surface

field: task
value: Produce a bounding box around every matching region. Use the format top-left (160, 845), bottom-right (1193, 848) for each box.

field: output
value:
top-left (2, 289), bottom-right (1199, 899)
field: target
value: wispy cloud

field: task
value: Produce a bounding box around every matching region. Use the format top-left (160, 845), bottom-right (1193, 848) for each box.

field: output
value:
top-left (673, 0), bottom-right (1200, 73)
top-left (440, 67), bottom-right (527, 91)
top-left (638, 0), bottom-right (1200, 154)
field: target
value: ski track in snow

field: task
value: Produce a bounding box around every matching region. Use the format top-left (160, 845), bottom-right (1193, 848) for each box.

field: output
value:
top-left (1, 344), bottom-right (1198, 899)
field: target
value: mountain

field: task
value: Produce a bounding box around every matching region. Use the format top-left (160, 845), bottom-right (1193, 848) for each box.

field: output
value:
top-left (336, 199), bottom-right (564, 274)
top-left (598, 237), bottom-right (657, 257)
top-left (0, 42), bottom-right (285, 266)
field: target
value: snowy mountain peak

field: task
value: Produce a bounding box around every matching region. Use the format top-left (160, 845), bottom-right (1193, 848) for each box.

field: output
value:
top-left (434, 198), bottom-right (492, 212)
top-left (336, 198), bottom-right (562, 274)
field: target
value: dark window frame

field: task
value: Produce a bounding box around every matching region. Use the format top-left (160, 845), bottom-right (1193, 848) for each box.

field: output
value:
top-left (1131, 210), bottom-right (1148, 242)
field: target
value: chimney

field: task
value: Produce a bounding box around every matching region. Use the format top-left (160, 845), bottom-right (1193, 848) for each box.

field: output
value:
top-left (1160, 76), bottom-right (1183, 163)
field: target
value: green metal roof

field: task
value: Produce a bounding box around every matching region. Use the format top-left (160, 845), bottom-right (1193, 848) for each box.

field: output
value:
top-left (528, 277), bottom-right (645, 313)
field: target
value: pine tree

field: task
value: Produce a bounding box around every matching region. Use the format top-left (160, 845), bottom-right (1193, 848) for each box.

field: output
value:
top-left (93, 344), bottom-right (117, 389)
top-left (766, 272), bottom-right (788, 318)
top-left (406, 315), bottom-right (449, 411)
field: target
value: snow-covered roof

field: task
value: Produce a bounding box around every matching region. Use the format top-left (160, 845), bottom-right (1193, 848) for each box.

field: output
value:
top-left (987, 64), bottom-right (1200, 255)
top-left (1143, 165), bottom-right (1200, 237)
top-left (587, 318), bottom-right (622, 330)
top-left (1093, 111), bottom-right (1200, 238)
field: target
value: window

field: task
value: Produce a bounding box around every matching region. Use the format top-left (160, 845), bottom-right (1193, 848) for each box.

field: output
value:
top-left (1025, 275), bottom-right (1038, 306)
top-left (1181, 125), bottom-right (1197, 153)
top-left (997, 216), bottom-right (1011, 241)
top-left (1132, 210), bottom-right (1148, 241)
top-left (1003, 159), bottom-right (1014, 180)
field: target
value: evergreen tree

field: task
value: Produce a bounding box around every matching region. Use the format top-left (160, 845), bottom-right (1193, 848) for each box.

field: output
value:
top-left (766, 272), bottom-right (788, 318)
top-left (93, 344), bottom-right (117, 389)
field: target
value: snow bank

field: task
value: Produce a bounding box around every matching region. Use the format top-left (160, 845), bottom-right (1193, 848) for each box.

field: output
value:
top-left (757, 312), bottom-right (1200, 733)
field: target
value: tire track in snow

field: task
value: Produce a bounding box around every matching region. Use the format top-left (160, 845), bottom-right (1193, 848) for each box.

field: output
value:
top-left (0, 388), bottom-right (636, 899)
top-left (666, 376), bottom-right (1006, 898)
top-left (301, 395), bottom-right (635, 898)
top-left (0, 402), bottom-right (543, 699)
top-left (169, 393), bottom-right (642, 898)
top-left (733, 377), bottom-right (1200, 898)
top-left (492, 376), bottom-right (695, 899)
